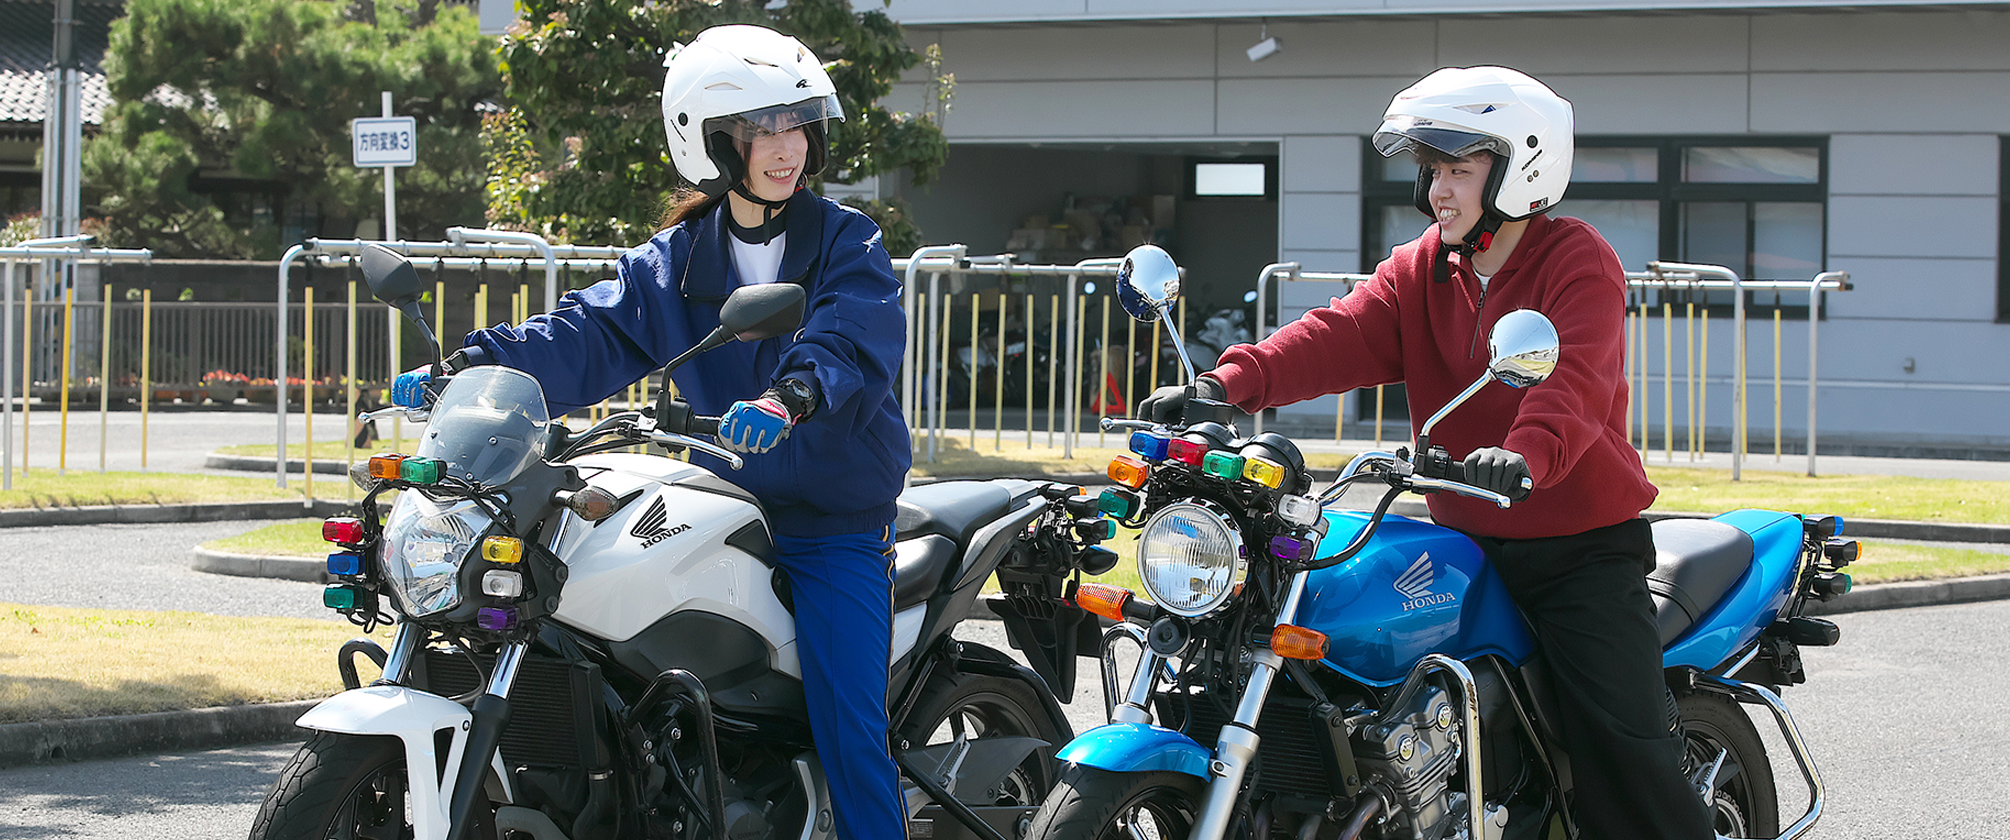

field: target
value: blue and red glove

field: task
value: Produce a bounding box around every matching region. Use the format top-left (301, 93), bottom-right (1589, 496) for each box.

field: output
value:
top-left (718, 397), bottom-right (793, 454)
top-left (390, 365), bottom-right (433, 408)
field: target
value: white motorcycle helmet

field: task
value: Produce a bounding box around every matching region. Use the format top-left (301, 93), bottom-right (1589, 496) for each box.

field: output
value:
top-left (1372, 66), bottom-right (1574, 241)
top-left (660, 25), bottom-right (844, 201)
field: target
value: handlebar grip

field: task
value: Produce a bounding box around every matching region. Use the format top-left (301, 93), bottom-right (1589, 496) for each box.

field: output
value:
top-left (689, 415), bottom-right (719, 437)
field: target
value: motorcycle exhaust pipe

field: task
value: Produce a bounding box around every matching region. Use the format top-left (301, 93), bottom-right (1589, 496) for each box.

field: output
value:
top-left (1334, 793), bottom-right (1385, 840)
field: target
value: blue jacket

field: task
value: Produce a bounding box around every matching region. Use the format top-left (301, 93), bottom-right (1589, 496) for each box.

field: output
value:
top-left (459, 190), bottom-right (911, 538)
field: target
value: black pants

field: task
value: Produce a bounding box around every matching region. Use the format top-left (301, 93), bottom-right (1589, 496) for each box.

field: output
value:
top-left (1472, 519), bottom-right (1714, 840)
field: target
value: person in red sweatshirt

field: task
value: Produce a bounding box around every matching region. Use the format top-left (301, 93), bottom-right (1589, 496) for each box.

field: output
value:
top-left (1141, 67), bottom-right (1716, 840)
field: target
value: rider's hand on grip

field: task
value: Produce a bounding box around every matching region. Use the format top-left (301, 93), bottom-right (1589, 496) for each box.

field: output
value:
top-left (1136, 376), bottom-right (1226, 425)
top-left (718, 397), bottom-right (792, 454)
top-left (1461, 447), bottom-right (1532, 502)
top-left (390, 366), bottom-right (433, 408)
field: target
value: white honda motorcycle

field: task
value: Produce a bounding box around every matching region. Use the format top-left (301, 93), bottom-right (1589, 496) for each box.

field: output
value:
top-left (247, 245), bottom-right (1121, 840)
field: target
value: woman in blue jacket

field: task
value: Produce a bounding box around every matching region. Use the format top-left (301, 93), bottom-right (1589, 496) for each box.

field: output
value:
top-left (392, 24), bottom-right (911, 839)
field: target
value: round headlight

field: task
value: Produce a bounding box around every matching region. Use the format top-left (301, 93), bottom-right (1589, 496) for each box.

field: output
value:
top-left (1137, 501), bottom-right (1244, 617)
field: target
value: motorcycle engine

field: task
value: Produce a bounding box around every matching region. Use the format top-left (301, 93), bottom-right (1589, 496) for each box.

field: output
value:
top-left (1354, 683), bottom-right (1463, 840)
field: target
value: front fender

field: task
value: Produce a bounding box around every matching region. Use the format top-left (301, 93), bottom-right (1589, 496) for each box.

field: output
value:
top-left (1054, 722), bottom-right (1210, 779)
top-left (296, 685), bottom-right (511, 840)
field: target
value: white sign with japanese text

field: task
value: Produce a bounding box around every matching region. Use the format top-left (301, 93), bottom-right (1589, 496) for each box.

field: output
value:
top-left (351, 116), bottom-right (417, 168)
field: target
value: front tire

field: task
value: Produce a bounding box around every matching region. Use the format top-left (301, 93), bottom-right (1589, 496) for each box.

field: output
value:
top-left (1679, 692), bottom-right (1780, 838)
top-left (1022, 765), bottom-right (1205, 840)
top-left (248, 731), bottom-right (496, 840)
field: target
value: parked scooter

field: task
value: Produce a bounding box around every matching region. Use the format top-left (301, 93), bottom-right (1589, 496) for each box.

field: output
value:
top-left (1023, 245), bottom-right (1846, 840)
top-left (247, 245), bottom-right (1121, 840)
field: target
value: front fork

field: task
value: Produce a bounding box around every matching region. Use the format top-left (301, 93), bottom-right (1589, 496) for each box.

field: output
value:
top-left (1099, 574), bottom-right (1492, 840)
top-left (338, 623), bottom-right (529, 840)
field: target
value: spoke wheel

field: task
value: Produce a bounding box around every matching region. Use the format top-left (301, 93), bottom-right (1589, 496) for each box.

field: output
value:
top-left (1678, 692), bottom-right (1780, 839)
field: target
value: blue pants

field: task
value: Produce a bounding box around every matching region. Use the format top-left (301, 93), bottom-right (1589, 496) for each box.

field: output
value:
top-left (773, 527), bottom-right (904, 840)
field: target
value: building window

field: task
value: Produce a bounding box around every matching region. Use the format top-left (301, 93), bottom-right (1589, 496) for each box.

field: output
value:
top-left (1188, 157), bottom-right (1276, 200)
top-left (1362, 136), bottom-right (1829, 316)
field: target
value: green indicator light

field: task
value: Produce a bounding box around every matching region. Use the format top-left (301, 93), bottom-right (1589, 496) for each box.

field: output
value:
top-left (400, 456), bottom-right (443, 485)
top-left (1202, 451), bottom-right (1245, 480)
top-left (1098, 489), bottom-right (1137, 519)
top-left (323, 585), bottom-right (358, 610)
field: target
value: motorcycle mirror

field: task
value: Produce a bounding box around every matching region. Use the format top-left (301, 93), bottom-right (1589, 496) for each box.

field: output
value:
top-left (719, 282), bottom-right (806, 342)
top-left (1486, 309), bottom-right (1560, 389)
top-left (1115, 245), bottom-right (1200, 382)
top-left (357, 243), bottom-right (442, 361)
top-left (1115, 244), bottom-right (1179, 322)
top-left (1415, 308), bottom-right (1562, 444)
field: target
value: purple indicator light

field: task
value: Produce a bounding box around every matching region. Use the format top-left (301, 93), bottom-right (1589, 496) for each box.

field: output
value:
top-left (1270, 535), bottom-right (1312, 562)
top-left (476, 607), bottom-right (519, 631)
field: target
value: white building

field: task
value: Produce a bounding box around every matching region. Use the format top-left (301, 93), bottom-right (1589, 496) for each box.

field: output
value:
top-left (874, 0), bottom-right (2010, 458)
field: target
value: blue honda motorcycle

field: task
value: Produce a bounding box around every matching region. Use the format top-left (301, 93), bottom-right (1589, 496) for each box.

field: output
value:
top-left (1023, 246), bottom-right (1850, 840)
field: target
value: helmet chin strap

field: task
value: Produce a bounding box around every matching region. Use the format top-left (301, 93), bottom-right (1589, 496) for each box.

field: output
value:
top-left (729, 181), bottom-right (794, 245)
top-left (1434, 213), bottom-right (1503, 284)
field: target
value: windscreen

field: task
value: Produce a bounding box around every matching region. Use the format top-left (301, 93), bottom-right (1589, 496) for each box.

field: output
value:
top-left (415, 366), bottom-right (551, 486)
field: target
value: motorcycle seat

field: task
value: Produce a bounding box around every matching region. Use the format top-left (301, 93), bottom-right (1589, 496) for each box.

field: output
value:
top-left (892, 536), bottom-right (956, 611)
top-left (894, 480), bottom-right (1015, 546)
top-left (1646, 519), bottom-right (1756, 646)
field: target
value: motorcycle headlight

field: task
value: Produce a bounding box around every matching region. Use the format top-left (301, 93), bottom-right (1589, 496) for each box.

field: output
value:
top-left (1137, 501), bottom-right (1244, 617)
top-left (379, 495), bottom-right (491, 618)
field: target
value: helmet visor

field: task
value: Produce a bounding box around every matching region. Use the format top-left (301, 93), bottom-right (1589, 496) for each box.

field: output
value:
top-left (1372, 117), bottom-right (1508, 160)
top-left (716, 94), bottom-right (844, 142)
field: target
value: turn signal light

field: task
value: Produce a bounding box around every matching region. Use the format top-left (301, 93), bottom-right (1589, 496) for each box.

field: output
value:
top-left (481, 536), bottom-right (524, 564)
top-left (1108, 456), bottom-right (1151, 489)
top-left (323, 517), bottom-right (365, 544)
top-left (1075, 583), bottom-right (1134, 623)
top-left (1277, 494), bottom-right (1322, 528)
top-left (1202, 451), bottom-right (1246, 481)
top-left (1166, 438), bottom-right (1207, 467)
top-left (367, 453), bottom-right (406, 480)
top-left (1128, 430), bottom-right (1171, 462)
top-left (1823, 539), bottom-right (1861, 567)
top-left (399, 456), bottom-right (444, 485)
top-left (481, 570), bottom-right (525, 598)
top-left (560, 487), bottom-right (621, 522)
top-left (1242, 457), bottom-right (1286, 489)
top-left (1270, 624), bottom-right (1330, 660)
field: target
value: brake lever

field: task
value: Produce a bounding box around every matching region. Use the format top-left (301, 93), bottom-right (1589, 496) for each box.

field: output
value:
top-left (646, 429), bottom-right (745, 471)
top-left (1406, 476), bottom-right (1515, 509)
top-left (361, 405), bottom-right (429, 423)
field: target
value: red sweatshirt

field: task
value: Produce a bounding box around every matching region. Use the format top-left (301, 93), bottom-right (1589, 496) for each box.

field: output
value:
top-left (1209, 214), bottom-right (1655, 540)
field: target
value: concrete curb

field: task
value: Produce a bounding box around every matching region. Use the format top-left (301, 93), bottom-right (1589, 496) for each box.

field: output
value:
top-left (205, 454), bottom-right (353, 475)
top-left (190, 546), bottom-right (332, 583)
top-left (0, 700), bottom-right (320, 768)
top-left (1804, 572), bottom-right (2010, 616)
top-left (0, 498), bottom-right (354, 528)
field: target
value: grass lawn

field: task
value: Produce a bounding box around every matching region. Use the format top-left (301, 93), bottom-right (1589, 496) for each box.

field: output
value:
top-left (0, 470), bottom-right (303, 510)
top-left (0, 603), bottom-right (389, 724)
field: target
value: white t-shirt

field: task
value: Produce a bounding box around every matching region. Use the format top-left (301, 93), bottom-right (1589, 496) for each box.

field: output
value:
top-left (730, 232), bottom-right (786, 287)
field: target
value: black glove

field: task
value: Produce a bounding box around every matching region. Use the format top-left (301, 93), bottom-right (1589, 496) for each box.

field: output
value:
top-left (1136, 376), bottom-right (1225, 425)
top-left (1461, 447), bottom-right (1532, 502)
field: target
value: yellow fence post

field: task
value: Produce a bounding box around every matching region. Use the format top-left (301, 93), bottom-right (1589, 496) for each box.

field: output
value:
top-left (1686, 301), bottom-right (1696, 461)
top-left (304, 285), bottom-right (314, 500)
top-left (1774, 306), bottom-right (1783, 461)
top-left (141, 288), bottom-right (151, 469)
top-left (347, 279), bottom-right (359, 501)
top-left (1026, 293), bottom-right (1035, 449)
top-left (1047, 292), bottom-right (1058, 448)
top-left (59, 275), bottom-right (73, 474)
top-left (969, 292), bottom-right (978, 449)
top-left (99, 284), bottom-right (110, 472)
top-left (1637, 300), bottom-right (1649, 457)
top-left (995, 296), bottom-right (1005, 452)
top-left (1097, 295), bottom-right (1110, 449)
top-left (20, 297), bottom-right (30, 473)
top-left (1700, 308), bottom-right (1709, 455)
top-left (1662, 302), bottom-right (1673, 462)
